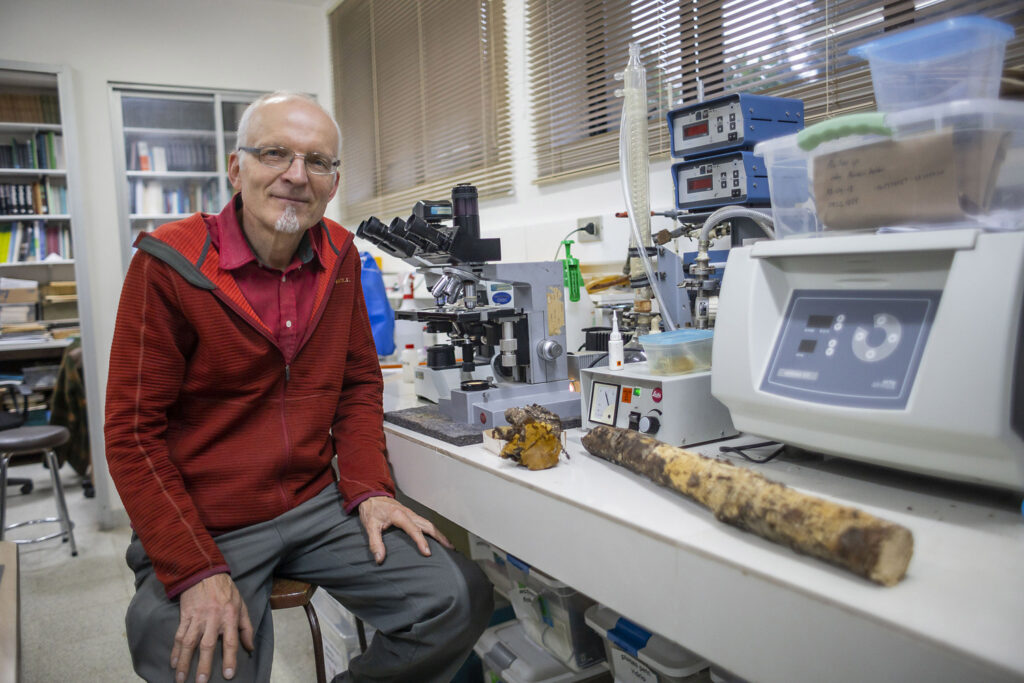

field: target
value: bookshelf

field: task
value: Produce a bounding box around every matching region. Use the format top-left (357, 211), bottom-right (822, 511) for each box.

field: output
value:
top-left (109, 85), bottom-right (260, 269)
top-left (0, 62), bottom-right (91, 435)
top-left (0, 65), bottom-right (81, 364)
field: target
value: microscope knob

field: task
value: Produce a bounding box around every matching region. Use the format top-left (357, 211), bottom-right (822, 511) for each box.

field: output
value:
top-left (537, 339), bottom-right (564, 361)
top-left (638, 415), bottom-right (660, 434)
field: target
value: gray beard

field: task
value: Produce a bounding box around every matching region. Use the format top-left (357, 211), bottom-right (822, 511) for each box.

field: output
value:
top-left (275, 205), bottom-right (302, 234)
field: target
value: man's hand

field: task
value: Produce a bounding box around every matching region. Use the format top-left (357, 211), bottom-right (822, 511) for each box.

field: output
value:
top-left (171, 573), bottom-right (255, 683)
top-left (358, 496), bottom-right (454, 564)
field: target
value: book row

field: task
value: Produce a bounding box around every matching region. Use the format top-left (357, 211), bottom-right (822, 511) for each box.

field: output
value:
top-left (0, 222), bottom-right (73, 263)
top-left (130, 179), bottom-right (219, 215)
top-left (0, 132), bottom-right (65, 170)
top-left (128, 139), bottom-right (217, 172)
top-left (0, 93), bottom-right (61, 124)
top-left (0, 181), bottom-right (68, 215)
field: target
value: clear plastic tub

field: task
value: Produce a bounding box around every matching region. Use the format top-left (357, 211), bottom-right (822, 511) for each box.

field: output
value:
top-left (474, 621), bottom-right (611, 683)
top-left (849, 16), bottom-right (1013, 112)
top-left (505, 555), bottom-right (606, 672)
top-left (467, 532), bottom-right (515, 598)
top-left (638, 329), bottom-right (714, 375)
top-left (584, 605), bottom-right (709, 683)
top-left (755, 98), bottom-right (1024, 238)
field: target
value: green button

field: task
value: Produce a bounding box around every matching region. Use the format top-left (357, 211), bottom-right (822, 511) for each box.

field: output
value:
top-left (633, 388), bottom-right (641, 396)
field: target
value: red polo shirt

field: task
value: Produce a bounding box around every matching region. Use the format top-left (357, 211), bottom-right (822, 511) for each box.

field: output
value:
top-left (205, 196), bottom-right (323, 361)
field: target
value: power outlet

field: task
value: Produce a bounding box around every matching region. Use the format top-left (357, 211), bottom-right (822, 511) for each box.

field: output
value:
top-left (577, 216), bottom-right (602, 242)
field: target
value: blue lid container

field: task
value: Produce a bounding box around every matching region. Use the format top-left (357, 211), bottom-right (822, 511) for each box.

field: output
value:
top-left (849, 15), bottom-right (1014, 111)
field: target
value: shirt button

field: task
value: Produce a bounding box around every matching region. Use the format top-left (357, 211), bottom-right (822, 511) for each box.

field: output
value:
top-left (281, 274), bottom-right (286, 282)
top-left (286, 320), bottom-right (293, 328)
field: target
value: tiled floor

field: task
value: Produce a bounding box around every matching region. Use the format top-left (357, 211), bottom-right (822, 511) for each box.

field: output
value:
top-left (5, 461), bottom-right (315, 682)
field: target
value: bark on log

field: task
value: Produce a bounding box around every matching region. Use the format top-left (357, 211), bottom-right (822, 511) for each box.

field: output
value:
top-left (581, 425), bottom-right (913, 586)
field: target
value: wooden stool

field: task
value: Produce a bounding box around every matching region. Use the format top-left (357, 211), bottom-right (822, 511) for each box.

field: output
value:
top-left (270, 578), bottom-right (369, 682)
top-left (270, 578), bottom-right (327, 683)
top-left (0, 425), bottom-right (77, 556)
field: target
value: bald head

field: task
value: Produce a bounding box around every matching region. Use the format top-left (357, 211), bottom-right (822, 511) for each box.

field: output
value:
top-left (236, 91), bottom-right (341, 159)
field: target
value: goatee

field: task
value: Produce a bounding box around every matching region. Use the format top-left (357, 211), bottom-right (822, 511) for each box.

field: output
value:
top-left (275, 205), bottom-right (302, 234)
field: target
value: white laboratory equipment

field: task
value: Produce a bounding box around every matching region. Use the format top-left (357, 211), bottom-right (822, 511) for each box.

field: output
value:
top-left (582, 361), bottom-right (737, 447)
top-left (711, 227), bottom-right (1024, 491)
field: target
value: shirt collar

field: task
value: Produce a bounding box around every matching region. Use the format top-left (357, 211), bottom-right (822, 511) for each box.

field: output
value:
top-left (212, 194), bottom-right (324, 271)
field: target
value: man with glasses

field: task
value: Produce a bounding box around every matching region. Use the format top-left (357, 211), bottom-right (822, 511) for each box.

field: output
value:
top-left (105, 92), bottom-right (492, 683)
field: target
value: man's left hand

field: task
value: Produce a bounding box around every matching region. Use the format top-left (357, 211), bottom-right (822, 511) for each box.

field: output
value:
top-left (357, 496), bottom-right (453, 564)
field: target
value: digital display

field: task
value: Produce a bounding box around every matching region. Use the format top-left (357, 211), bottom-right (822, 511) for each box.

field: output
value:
top-left (683, 121), bottom-right (709, 139)
top-left (798, 339), bottom-right (817, 353)
top-left (687, 175), bottom-right (714, 192)
top-left (807, 314), bottom-right (834, 330)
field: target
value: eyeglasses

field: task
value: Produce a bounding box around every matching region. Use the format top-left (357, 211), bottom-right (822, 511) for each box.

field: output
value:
top-left (238, 145), bottom-right (340, 176)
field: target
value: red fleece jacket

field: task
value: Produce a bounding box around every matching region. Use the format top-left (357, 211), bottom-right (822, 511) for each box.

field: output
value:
top-left (104, 212), bottom-right (394, 597)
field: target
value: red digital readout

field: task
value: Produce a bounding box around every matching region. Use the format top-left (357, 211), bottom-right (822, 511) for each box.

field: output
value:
top-left (683, 121), bottom-right (709, 138)
top-left (687, 175), bottom-right (713, 192)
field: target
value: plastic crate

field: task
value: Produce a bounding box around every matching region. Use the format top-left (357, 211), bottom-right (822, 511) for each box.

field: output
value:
top-left (584, 605), bottom-right (709, 683)
top-left (474, 621), bottom-right (611, 683)
top-left (504, 555), bottom-right (606, 672)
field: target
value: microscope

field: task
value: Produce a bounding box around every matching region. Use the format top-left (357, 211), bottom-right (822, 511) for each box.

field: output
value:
top-left (357, 183), bottom-right (581, 431)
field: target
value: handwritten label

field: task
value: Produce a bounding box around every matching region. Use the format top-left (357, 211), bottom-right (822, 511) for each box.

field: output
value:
top-left (812, 129), bottom-right (1008, 231)
top-left (612, 649), bottom-right (657, 683)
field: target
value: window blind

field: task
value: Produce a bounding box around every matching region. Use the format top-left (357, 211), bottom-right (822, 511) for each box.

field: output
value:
top-left (528, 0), bottom-right (1024, 183)
top-left (330, 0), bottom-right (513, 223)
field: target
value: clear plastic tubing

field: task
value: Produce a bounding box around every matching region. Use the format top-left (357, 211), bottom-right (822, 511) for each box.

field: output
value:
top-left (616, 43), bottom-right (677, 331)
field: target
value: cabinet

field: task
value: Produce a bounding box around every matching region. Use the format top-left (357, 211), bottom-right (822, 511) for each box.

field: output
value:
top-left (109, 85), bottom-right (261, 270)
top-left (0, 62), bottom-right (88, 423)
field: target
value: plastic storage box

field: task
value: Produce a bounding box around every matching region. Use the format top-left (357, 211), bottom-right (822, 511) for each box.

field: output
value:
top-left (849, 16), bottom-right (1013, 112)
top-left (310, 588), bottom-right (374, 678)
top-left (638, 329), bottom-right (714, 376)
top-left (708, 667), bottom-right (750, 683)
top-left (584, 605), bottom-right (709, 683)
top-left (504, 555), bottom-right (606, 672)
top-left (475, 621), bottom-right (611, 683)
top-left (468, 532), bottom-right (515, 598)
top-left (755, 98), bottom-right (1024, 238)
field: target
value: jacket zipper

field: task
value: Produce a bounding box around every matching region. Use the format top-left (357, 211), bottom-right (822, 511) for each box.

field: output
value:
top-left (278, 359), bottom-right (293, 509)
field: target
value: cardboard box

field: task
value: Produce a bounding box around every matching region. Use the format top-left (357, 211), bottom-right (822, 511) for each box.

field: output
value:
top-left (0, 277), bottom-right (39, 304)
top-left (41, 300), bottom-right (77, 321)
top-left (41, 281), bottom-right (76, 297)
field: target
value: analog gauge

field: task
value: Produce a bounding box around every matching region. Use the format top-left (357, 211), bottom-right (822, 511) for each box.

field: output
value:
top-left (589, 381), bottom-right (620, 426)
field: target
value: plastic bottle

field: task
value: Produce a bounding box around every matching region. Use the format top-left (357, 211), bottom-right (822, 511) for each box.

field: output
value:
top-left (393, 272), bottom-right (423, 352)
top-left (401, 344), bottom-right (418, 383)
top-left (608, 314), bottom-right (624, 371)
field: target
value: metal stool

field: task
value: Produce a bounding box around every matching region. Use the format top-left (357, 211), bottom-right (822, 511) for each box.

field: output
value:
top-left (0, 425), bottom-right (77, 556)
top-left (270, 578), bottom-right (368, 682)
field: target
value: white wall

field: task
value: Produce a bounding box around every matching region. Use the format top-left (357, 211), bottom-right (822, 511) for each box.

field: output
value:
top-left (0, 0), bottom-right (333, 526)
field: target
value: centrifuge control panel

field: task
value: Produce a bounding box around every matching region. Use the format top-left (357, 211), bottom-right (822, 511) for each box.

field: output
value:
top-left (760, 289), bottom-right (941, 409)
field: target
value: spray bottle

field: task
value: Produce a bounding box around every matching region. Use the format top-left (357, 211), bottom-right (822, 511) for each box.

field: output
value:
top-left (608, 313), bottom-right (624, 371)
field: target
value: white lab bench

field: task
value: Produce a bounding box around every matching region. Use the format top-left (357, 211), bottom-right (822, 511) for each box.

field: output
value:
top-left (381, 371), bottom-right (1024, 683)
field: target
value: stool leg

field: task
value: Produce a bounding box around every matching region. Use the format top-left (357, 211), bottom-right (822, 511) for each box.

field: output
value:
top-left (302, 602), bottom-right (327, 683)
top-left (0, 453), bottom-right (8, 542)
top-left (356, 617), bottom-right (367, 653)
top-left (45, 449), bottom-right (77, 557)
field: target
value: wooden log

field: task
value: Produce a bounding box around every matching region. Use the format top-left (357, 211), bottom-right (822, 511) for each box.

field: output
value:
top-left (581, 425), bottom-right (914, 586)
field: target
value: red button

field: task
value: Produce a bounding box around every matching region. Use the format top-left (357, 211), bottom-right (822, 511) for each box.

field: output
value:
top-left (652, 388), bottom-right (663, 403)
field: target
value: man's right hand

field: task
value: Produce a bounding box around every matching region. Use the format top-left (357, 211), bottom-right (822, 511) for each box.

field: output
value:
top-left (171, 573), bottom-right (255, 682)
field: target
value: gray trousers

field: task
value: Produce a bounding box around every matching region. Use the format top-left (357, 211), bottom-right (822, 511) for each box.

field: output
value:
top-left (125, 485), bottom-right (493, 682)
